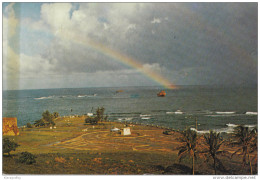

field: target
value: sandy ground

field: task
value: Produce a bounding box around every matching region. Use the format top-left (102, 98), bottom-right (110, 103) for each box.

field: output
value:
top-left (52, 123), bottom-right (181, 153)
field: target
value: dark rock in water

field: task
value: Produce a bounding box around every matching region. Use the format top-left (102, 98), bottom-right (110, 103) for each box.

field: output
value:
top-left (164, 163), bottom-right (193, 174)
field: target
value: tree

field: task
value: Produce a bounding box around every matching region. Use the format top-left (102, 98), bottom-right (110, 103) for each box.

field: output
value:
top-left (42, 110), bottom-right (55, 126)
top-left (231, 126), bottom-right (257, 175)
top-left (3, 138), bottom-right (19, 156)
top-left (85, 107), bottom-right (107, 125)
top-left (204, 130), bottom-right (226, 175)
top-left (18, 151), bottom-right (36, 164)
top-left (34, 119), bottom-right (46, 127)
top-left (178, 128), bottom-right (198, 175)
top-left (96, 107), bottom-right (105, 122)
top-left (27, 122), bottom-right (33, 128)
top-left (34, 110), bottom-right (56, 127)
top-left (53, 112), bottom-right (59, 119)
top-left (85, 117), bottom-right (98, 125)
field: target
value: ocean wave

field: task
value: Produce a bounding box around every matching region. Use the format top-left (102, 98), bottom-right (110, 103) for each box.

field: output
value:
top-left (34, 96), bottom-right (54, 100)
top-left (190, 123), bottom-right (257, 134)
top-left (215, 111), bottom-right (236, 114)
top-left (245, 112), bottom-right (257, 115)
top-left (190, 128), bottom-right (210, 134)
top-left (141, 117), bottom-right (151, 120)
top-left (117, 117), bottom-right (133, 121)
top-left (205, 114), bottom-right (239, 117)
top-left (140, 114), bottom-right (151, 117)
top-left (226, 123), bottom-right (238, 127)
top-left (166, 110), bottom-right (184, 115)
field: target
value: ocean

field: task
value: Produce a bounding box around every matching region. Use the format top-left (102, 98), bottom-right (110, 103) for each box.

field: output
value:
top-left (2, 86), bottom-right (257, 133)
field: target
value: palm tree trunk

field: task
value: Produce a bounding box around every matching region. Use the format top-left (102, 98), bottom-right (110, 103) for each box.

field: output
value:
top-left (192, 153), bottom-right (195, 175)
top-left (214, 158), bottom-right (216, 175)
top-left (248, 153), bottom-right (253, 175)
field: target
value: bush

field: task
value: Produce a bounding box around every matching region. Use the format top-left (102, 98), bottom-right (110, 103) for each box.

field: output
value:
top-left (27, 123), bottom-right (33, 128)
top-left (34, 110), bottom-right (57, 127)
top-left (3, 138), bottom-right (19, 156)
top-left (18, 152), bottom-right (36, 164)
top-left (53, 112), bottom-right (59, 119)
top-left (85, 107), bottom-right (107, 125)
top-left (85, 117), bottom-right (98, 125)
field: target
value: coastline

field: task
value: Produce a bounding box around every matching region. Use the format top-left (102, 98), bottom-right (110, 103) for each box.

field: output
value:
top-left (3, 115), bottom-right (258, 175)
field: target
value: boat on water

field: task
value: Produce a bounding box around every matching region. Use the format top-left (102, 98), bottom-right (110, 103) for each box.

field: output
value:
top-left (157, 90), bottom-right (166, 97)
top-left (116, 90), bottom-right (124, 93)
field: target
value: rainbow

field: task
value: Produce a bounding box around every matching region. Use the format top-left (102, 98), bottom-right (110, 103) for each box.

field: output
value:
top-left (60, 31), bottom-right (176, 89)
top-left (88, 40), bottom-right (176, 89)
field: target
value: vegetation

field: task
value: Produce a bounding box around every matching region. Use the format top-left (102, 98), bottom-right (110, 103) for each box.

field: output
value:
top-left (53, 112), bottom-right (59, 119)
top-left (34, 110), bottom-right (56, 127)
top-left (177, 128), bottom-right (198, 175)
top-left (203, 130), bottom-right (225, 175)
top-left (231, 125), bottom-right (257, 175)
top-left (2, 114), bottom-right (258, 175)
top-left (3, 138), bottom-right (20, 156)
top-left (26, 122), bottom-right (33, 128)
top-left (18, 152), bottom-right (37, 164)
top-left (85, 107), bottom-right (108, 125)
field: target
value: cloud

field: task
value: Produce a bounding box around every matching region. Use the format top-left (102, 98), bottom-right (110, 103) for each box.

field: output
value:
top-left (2, 3), bottom-right (258, 89)
top-left (3, 3), bottom-right (18, 38)
top-left (3, 3), bottom-right (20, 90)
top-left (151, 18), bottom-right (161, 24)
top-left (142, 63), bottom-right (165, 73)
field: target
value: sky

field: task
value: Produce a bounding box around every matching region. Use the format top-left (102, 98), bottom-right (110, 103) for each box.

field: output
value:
top-left (2, 2), bottom-right (257, 90)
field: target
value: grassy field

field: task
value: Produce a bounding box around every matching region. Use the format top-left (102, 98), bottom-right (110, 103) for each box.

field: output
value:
top-left (3, 116), bottom-right (258, 175)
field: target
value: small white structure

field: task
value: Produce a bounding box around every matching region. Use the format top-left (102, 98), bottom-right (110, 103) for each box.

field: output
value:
top-left (87, 113), bottom-right (94, 116)
top-left (121, 127), bottom-right (131, 136)
top-left (54, 126), bottom-right (57, 129)
top-left (111, 127), bottom-right (120, 132)
top-left (82, 128), bottom-right (88, 132)
top-left (50, 126), bottom-right (53, 129)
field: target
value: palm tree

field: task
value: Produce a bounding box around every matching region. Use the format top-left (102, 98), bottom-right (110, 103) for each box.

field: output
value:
top-left (178, 128), bottom-right (198, 175)
top-left (204, 130), bottom-right (225, 175)
top-left (231, 125), bottom-right (257, 175)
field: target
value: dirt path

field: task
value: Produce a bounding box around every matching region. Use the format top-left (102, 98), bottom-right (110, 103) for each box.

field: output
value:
top-left (52, 128), bottom-right (181, 153)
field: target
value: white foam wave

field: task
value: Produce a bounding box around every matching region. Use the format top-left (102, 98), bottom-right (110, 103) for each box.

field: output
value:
top-left (205, 114), bottom-right (238, 117)
top-left (226, 123), bottom-right (238, 127)
top-left (141, 117), bottom-right (150, 120)
top-left (175, 110), bottom-right (183, 114)
top-left (245, 112), bottom-right (257, 115)
top-left (78, 95), bottom-right (86, 98)
top-left (140, 114), bottom-right (151, 117)
top-left (34, 96), bottom-right (53, 100)
top-left (191, 124), bottom-right (257, 134)
top-left (216, 111), bottom-right (235, 114)
top-left (118, 117), bottom-right (133, 121)
top-left (190, 128), bottom-right (210, 134)
top-left (166, 110), bottom-right (184, 114)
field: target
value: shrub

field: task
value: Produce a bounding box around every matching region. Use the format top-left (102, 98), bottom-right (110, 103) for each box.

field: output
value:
top-left (18, 152), bottom-right (36, 164)
top-left (53, 112), bottom-right (59, 118)
top-left (85, 117), bottom-right (98, 125)
top-left (26, 123), bottom-right (33, 128)
top-left (85, 107), bottom-right (107, 125)
top-left (34, 110), bottom-right (57, 127)
top-left (3, 138), bottom-right (19, 156)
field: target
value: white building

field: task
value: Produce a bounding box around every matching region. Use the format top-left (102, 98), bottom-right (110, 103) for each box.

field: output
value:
top-left (121, 127), bottom-right (131, 136)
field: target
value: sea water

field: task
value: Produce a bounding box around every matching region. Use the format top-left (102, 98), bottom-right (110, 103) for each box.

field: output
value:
top-left (2, 86), bottom-right (257, 133)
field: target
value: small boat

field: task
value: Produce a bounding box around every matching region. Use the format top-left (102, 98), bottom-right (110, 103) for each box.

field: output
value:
top-left (157, 90), bottom-right (166, 97)
top-left (116, 90), bottom-right (124, 93)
